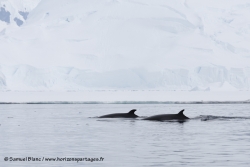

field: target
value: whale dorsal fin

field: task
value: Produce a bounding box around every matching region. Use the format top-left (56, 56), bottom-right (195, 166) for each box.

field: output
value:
top-left (128, 109), bottom-right (136, 114)
top-left (177, 109), bottom-right (185, 115)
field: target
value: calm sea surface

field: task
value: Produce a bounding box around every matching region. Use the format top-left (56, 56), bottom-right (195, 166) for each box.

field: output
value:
top-left (0, 104), bottom-right (250, 167)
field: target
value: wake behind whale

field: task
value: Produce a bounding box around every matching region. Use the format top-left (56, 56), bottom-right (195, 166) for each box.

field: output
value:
top-left (196, 115), bottom-right (250, 121)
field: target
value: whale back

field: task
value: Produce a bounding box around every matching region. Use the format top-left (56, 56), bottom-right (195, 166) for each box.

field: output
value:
top-left (143, 109), bottom-right (189, 121)
top-left (99, 109), bottom-right (138, 118)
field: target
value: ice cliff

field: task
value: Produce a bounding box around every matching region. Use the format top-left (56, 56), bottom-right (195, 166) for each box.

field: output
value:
top-left (0, 0), bottom-right (249, 91)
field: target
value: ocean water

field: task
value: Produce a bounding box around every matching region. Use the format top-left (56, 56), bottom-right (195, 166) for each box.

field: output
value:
top-left (0, 104), bottom-right (250, 167)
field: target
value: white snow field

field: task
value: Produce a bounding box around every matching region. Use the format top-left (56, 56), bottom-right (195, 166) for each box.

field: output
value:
top-left (0, 0), bottom-right (250, 101)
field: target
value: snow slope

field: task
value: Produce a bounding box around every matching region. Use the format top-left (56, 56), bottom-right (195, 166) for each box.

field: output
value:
top-left (0, 0), bottom-right (250, 91)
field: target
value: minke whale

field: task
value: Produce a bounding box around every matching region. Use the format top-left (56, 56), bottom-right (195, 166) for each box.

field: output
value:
top-left (143, 109), bottom-right (189, 121)
top-left (99, 109), bottom-right (138, 118)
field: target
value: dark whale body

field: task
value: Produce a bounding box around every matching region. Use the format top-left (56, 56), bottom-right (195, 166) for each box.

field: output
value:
top-left (143, 109), bottom-right (189, 121)
top-left (99, 109), bottom-right (138, 118)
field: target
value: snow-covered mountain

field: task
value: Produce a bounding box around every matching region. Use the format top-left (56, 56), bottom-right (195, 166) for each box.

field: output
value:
top-left (0, 0), bottom-right (250, 91)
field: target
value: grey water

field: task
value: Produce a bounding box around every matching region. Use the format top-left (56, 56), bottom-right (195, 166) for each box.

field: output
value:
top-left (0, 104), bottom-right (250, 167)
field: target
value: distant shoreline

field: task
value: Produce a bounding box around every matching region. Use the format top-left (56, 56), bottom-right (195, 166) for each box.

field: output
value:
top-left (0, 101), bottom-right (250, 104)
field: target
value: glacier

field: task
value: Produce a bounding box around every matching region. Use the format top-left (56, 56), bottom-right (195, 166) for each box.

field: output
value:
top-left (0, 64), bottom-right (250, 91)
top-left (0, 0), bottom-right (250, 94)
